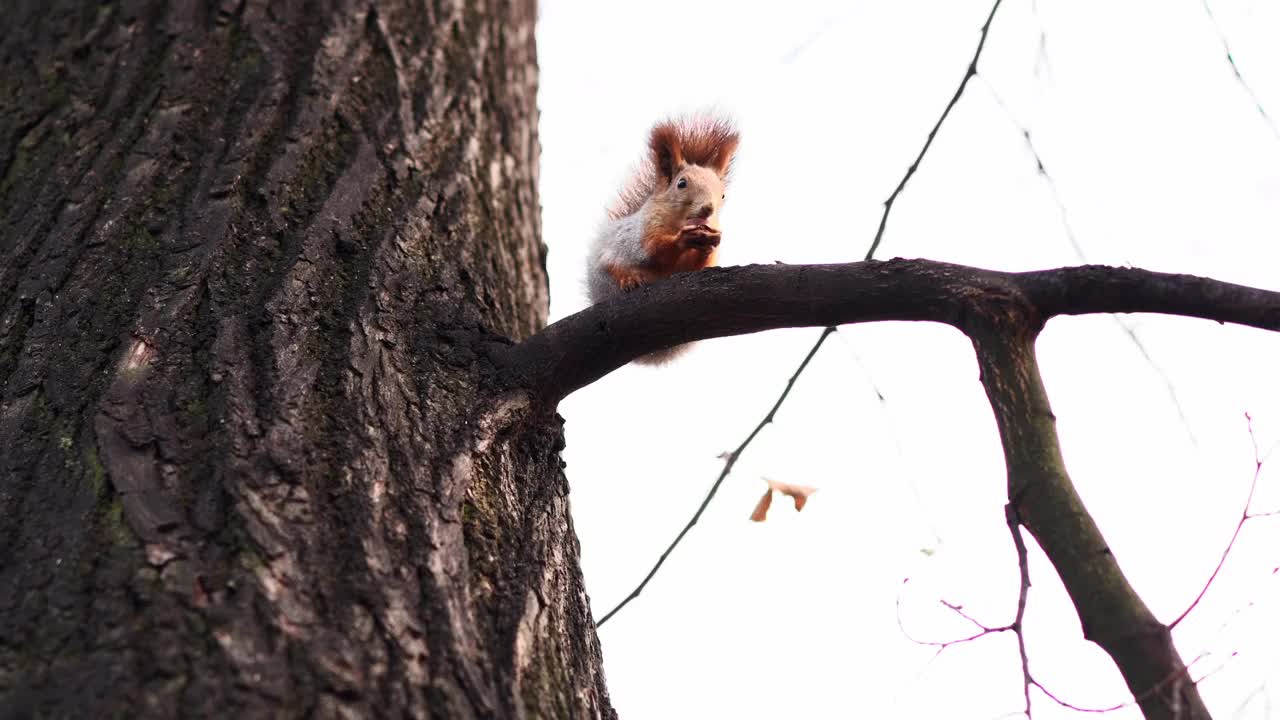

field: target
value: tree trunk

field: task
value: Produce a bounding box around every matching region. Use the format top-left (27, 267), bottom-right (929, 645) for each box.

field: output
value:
top-left (0, 1), bottom-right (612, 717)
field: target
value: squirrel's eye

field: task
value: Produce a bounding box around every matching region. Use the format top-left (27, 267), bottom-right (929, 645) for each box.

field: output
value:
top-left (676, 177), bottom-right (687, 189)
top-left (722, 193), bottom-right (726, 200)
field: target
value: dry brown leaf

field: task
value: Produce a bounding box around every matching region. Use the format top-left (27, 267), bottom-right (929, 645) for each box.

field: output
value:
top-left (764, 477), bottom-right (818, 512)
top-left (751, 478), bottom-right (819, 522)
top-left (749, 488), bottom-right (774, 522)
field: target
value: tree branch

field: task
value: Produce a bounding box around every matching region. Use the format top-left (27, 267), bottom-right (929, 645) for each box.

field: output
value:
top-left (497, 257), bottom-right (1279, 718)
top-left (496, 259), bottom-right (1280, 405)
top-left (585, 0), bottom-right (1009, 637)
top-left (968, 310), bottom-right (1210, 719)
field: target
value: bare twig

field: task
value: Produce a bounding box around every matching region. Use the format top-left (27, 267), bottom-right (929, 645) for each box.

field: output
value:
top-left (894, 508), bottom-right (1032, 718)
top-left (1171, 412), bottom-right (1270, 628)
top-left (1030, 0), bottom-right (1052, 81)
top-left (895, 580), bottom-right (1012, 657)
top-left (940, 600), bottom-right (996, 633)
top-left (865, 0), bottom-right (1005, 262)
top-left (591, 0), bottom-right (1008, 628)
top-left (1018, 411), bottom-right (1278, 713)
top-left (1005, 503), bottom-right (1034, 718)
top-left (978, 77), bottom-right (1086, 262)
top-left (1029, 653), bottom-right (1209, 715)
top-left (1199, 0), bottom-right (1280, 141)
top-left (593, 328), bottom-right (835, 627)
top-left (980, 76), bottom-right (1199, 446)
top-left (1232, 683), bottom-right (1270, 718)
top-left (831, 333), bottom-right (949, 554)
top-left (833, 330), bottom-right (887, 404)
top-left (1112, 321), bottom-right (1198, 447)
top-left (1030, 676), bottom-right (1141, 715)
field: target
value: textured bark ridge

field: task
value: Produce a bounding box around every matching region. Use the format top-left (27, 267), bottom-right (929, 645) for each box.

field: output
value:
top-left (0, 1), bottom-right (611, 717)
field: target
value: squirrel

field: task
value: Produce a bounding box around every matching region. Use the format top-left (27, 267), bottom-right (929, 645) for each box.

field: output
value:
top-left (586, 114), bottom-right (740, 364)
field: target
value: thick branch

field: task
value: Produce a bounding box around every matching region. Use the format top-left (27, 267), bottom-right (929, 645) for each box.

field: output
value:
top-left (497, 259), bottom-right (1280, 404)
top-left (970, 317), bottom-right (1209, 719)
top-left (1022, 264), bottom-right (1280, 326)
top-left (502, 257), bottom-right (1278, 717)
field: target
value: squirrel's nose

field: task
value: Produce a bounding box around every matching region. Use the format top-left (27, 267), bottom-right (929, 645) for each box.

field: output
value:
top-left (697, 203), bottom-right (714, 218)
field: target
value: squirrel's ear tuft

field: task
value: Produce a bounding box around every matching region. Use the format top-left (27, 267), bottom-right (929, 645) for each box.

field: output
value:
top-left (661, 115), bottom-right (739, 179)
top-left (649, 122), bottom-right (686, 186)
top-left (706, 127), bottom-right (739, 179)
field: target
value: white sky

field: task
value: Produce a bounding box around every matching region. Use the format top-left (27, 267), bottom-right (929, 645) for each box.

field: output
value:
top-left (536, 1), bottom-right (1280, 717)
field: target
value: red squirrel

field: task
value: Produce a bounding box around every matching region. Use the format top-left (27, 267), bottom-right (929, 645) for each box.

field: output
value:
top-left (586, 115), bottom-right (740, 363)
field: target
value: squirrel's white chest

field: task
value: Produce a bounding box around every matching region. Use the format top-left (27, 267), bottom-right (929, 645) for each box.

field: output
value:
top-left (592, 212), bottom-right (647, 267)
top-left (586, 212), bottom-right (649, 304)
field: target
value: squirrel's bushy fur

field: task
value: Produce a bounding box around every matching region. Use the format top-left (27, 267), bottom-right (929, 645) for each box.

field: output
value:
top-left (586, 114), bottom-right (740, 364)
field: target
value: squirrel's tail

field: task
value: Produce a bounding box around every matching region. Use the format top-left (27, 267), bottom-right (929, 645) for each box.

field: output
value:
top-left (633, 342), bottom-right (695, 366)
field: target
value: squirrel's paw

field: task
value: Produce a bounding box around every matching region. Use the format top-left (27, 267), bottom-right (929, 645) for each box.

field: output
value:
top-left (605, 263), bottom-right (652, 291)
top-left (678, 226), bottom-right (721, 250)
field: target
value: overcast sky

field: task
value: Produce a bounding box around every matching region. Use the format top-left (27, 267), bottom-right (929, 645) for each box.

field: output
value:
top-left (536, 1), bottom-right (1280, 717)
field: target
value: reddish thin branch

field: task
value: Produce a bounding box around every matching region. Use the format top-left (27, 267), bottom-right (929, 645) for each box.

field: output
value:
top-left (1006, 503), bottom-right (1034, 717)
top-left (895, 580), bottom-right (1013, 656)
top-left (1171, 412), bottom-right (1272, 629)
top-left (1030, 653), bottom-right (1211, 716)
top-left (940, 600), bottom-right (997, 633)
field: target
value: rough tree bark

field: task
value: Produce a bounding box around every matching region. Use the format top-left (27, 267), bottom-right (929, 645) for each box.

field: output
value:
top-left (1, 1), bottom-right (611, 717)
top-left (4, 2), bottom-right (1274, 719)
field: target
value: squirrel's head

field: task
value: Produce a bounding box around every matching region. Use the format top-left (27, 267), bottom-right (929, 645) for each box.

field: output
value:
top-left (649, 117), bottom-right (739, 233)
top-left (608, 115), bottom-right (740, 232)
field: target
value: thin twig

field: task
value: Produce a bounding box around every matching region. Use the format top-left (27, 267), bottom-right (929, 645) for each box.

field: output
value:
top-left (594, 327), bottom-right (835, 627)
top-left (1006, 503), bottom-right (1034, 718)
top-left (832, 332), bottom-right (949, 551)
top-left (833, 330), bottom-right (887, 404)
top-left (979, 77), bottom-right (1086, 262)
top-left (892, 511), bottom-right (1030, 718)
top-left (1232, 683), bottom-right (1269, 718)
top-left (941, 600), bottom-right (995, 633)
top-left (895, 580), bottom-right (1012, 656)
top-left (865, 0), bottom-right (1005, 262)
top-left (1026, 412), bottom-right (1276, 712)
top-left (1030, 677), bottom-right (1139, 715)
top-left (1170, 412), bottom-right (1268, 629)
top-left (980, 76), bottom-right (1198, 447)
top-left (1030, 653), bottom-right (1209, 715)
top-left (1030, 0), bottom-right (1052, 81)
top-left (593, 0), bottom-right (1008, 628)
top-left (1199, 0), bottom-right (1280, 141)
top-left (1112, 321), bottom-right (1198, 447)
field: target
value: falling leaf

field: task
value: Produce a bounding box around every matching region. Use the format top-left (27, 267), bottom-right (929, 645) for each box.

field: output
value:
top-left (749, 488), bottom-right (774, 522)
top-left (750, 477), bottom-right (818, 522)
top-left (766, 477), bottom-right (818, 512)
